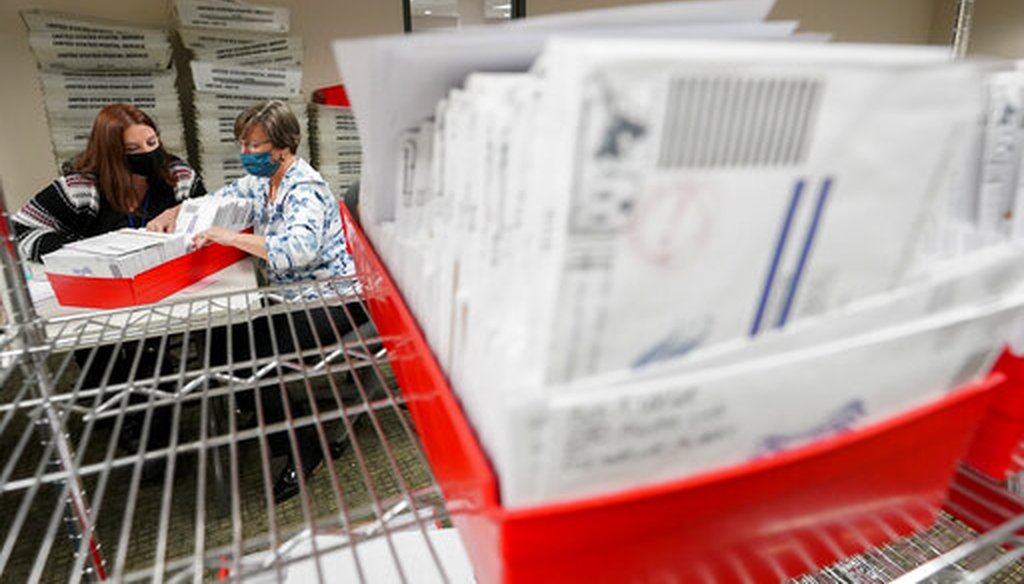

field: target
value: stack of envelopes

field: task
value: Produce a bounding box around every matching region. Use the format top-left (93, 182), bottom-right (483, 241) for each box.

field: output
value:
top-left (42, 229), bottom-right (188, 279)
top-left (174, 196), bottom-right (254, 242)
top-left (336, 0), bottom-right (1024, 508)
top-left (41, 197), bottom-right (252, 277)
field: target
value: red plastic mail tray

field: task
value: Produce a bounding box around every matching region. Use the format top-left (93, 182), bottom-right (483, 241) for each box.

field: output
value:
top-left (341, 206), bottom-right (1000, 583)
top-left (962, 349), bottom-right (1024, 480)
top-left (312, 84), bottom-right (350, 107)
top-left (47, 240), bottom-right (248, 309)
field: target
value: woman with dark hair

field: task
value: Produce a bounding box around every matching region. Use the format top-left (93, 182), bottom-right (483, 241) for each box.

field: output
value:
top-left (11, 103), bottom-right (206, 457)
top-left (12, 103), bottom-right (205, 261)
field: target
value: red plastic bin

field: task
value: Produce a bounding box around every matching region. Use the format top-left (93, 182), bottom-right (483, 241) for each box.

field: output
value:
top-left (962, 349), bottom-right (1024, 481)
top-left (312, 84), bottom-right (351, 107)
top-left (47, 240), bottom-right (248, 309)
top-left (341, 207), bottom-right (1001, 583)
top-left (984, 349), bottom-right (1024, 420)
top-left (963, 412), bottom-right (1024, 481)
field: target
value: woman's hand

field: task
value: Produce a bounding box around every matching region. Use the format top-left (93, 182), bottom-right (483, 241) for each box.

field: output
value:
top-left (147, 205), bottom-right (181, 233)
top-left (193, 226), bottom-right (237, 249)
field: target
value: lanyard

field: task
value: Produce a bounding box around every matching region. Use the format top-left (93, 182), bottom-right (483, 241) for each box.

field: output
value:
top-left (127, 188), bottom-right (151, 229)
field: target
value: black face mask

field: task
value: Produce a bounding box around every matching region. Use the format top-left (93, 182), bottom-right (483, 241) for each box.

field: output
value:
top-left (126, 149), bottom-right (165, 180)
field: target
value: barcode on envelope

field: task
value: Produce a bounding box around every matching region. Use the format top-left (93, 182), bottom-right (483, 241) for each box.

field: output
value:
top-left (658, 76), bottom-right (822, 169)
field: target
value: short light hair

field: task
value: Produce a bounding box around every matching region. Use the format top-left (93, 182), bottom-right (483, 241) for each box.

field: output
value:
top-left (235, 100), bottom-right (301, 154)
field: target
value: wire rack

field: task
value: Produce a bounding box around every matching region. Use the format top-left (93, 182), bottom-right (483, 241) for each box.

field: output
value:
top-left (0, 273), bottom-right (474, 583)
top-left (4, 205), bottom-right (1024, 582)
top-left (0, 181), bottom-right (473, 582)
top-left (794, 466), bottom-right (1024, 584)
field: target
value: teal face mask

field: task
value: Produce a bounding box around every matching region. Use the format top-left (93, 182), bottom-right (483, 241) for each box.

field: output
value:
top-left (240, 151), bottom-right (281, 177)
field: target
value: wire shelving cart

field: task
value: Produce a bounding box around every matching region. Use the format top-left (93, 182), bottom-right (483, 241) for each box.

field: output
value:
top-left (6, 202), bottom-right (1024, 581)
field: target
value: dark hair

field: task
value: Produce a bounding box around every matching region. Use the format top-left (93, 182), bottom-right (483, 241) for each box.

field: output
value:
top-left (72, 103), bottom-right (175, 213)
top-left (234, 100), bottom-right (301, 154)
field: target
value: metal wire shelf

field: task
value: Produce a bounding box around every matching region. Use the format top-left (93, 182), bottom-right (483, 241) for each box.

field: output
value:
top-left (796, 466), bottom-right (1024, 583)
top-left (0, 267), bottom-right (474, 583)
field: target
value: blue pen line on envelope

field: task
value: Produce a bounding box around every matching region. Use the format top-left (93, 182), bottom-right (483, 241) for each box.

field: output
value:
top-left (776, 176), bottom-right (834, 328)
top-left (750, 179), bottom-right (805, 337)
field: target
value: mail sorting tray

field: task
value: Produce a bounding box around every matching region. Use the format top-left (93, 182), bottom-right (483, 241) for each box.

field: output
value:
top-left (339, 203), bottom-right (1024, 584)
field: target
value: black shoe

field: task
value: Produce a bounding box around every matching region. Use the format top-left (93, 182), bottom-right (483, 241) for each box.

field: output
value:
top-left (272, 445), bottom-right (325, 504)
top-left (115, 412), bottom-right (173, 486)
top-left (235, 408), bottom-right (257, 431)
top-left (329, 434), bottom-right (350, 459)
top-left (117, 413), bottom-right (144, 454)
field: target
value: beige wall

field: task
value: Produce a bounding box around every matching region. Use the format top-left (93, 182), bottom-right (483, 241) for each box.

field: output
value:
top-left (770, 0), bottom-right (941, 44)
top-left (928, 0), bottom-right (956, 47)
top-left (256, 0), bottom-right (403, 92)
top-left (525, 0), bottom-right (661, 14)
top-left (0, 0), bottom-right (401, 211)
top-left (522, 0), bottom-right (1024, 59)
top-left (527, 0), bottom-right (944, 45)
top-left (962, 0), bottom-right (1024, 58)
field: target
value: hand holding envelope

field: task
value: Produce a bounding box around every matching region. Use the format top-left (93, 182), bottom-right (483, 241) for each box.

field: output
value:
top-left (174, 197), bottom-right (254, 247)
top-left (192, 226), bottom-right (238, 249)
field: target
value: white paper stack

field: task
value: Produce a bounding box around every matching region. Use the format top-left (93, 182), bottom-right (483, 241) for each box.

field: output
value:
top-left (310, 102), bottom-right (362, 194)
top-left (174, 196), bottom-right (254, 242)
top-left (42, 229), bottom-right (188, 278)
top-left (173, 0), bottom-right (308, 189)
top-left (21, 11), bottom-right (187, 169)
top-left (336, 1), bottom-right (1024, 508)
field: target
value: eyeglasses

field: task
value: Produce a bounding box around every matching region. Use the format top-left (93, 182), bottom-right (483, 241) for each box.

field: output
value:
top-left (238, 139), bottom-right (273, 152)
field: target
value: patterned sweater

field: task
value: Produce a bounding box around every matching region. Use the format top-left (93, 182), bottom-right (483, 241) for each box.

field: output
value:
top-left (209, 158), bottom-right (353, 290)
top-left (12, 157), bottom-right (205, 262)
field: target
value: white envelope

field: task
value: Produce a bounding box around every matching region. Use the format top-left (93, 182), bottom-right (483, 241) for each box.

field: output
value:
top-left (530, 39), bottom-right (983, 383)
top-left (571, 242), bottom-right (1024, 390)
top-left (497, 291), bottom-right (1024, 506)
